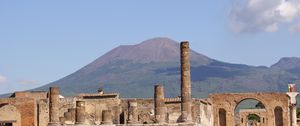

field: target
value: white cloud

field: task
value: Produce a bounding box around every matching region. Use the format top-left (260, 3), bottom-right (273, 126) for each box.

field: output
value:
top-left (230, 0), bottom-right (300, 33)
top-left (0, 75), bottom-right (7, 84)
top-left (17, 79), bottom-right (39, 85)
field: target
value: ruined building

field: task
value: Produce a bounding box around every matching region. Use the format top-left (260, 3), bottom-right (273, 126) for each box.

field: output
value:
top-left (0, 42), bottom-right (299, 126)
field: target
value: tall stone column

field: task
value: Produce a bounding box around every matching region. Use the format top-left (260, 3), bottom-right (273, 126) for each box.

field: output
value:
top-left (48, 87), bottom-right (60, 126)
top-left (291, 105), bottom-right (297, 126)
top-left (287, 84), bottom-right (299, 126)
top-left (102, 110), bottom-right (113, 125)
top-left (180, 41), bottom-right (192, 122)
top-left (75, 101), bottom-right (86, 125)
top-left (128, 101), bottom-right (139, 124)
top-left (154, 85), bottom-right (166, 123)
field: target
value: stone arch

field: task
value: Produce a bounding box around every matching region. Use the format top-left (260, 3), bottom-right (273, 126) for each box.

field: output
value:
top-left (210, 93), bottom-right (289, 126)
top-left (234, 97), bottom-right (267, 110)
top-left (274, 106), bottom-right (283, 126)
top-left (0, 104), bottom-right (21, 126)
top-left (218, 108), bottom-right (226, 126)
top-left (234, 98), bottom-right (266, 126)
top-left (247, 114), bottom-right (260, 124)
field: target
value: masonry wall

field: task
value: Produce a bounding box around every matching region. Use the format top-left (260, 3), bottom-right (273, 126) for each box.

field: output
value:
top-left (0, 98), bottom-right (36, 126)
top-left (210, 93), bottom-right (290, 126)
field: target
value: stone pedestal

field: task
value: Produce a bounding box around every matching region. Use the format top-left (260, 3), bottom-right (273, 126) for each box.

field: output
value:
top-left (48, 87), bottom-right (60, 126)
top-left (180, 42), bottom-right (192, 122)
top-left (75, 101), bottom-right (86, 124)
top-left (154, 85), bottom-right (166, 124)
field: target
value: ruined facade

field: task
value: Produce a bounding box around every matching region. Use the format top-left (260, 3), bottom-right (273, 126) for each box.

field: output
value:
top-left (0, 42), bottom-right (299, 126)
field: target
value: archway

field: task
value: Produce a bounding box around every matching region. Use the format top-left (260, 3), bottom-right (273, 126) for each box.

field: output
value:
top-left (219, 108), bottom-right (226, 126)
top-left (210, 93), bottom-right (289, 126)
top-left (247, 114), bottom-right (260, 126)
top-left (234, 98), bottom-right (266, 126)
top-left (274, 106), bottom-right (283, 126)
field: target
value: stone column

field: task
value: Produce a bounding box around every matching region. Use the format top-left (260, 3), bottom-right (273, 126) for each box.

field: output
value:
top-left (75, 101), bottom-right (86, 124)
top-left (128, 101), bottom-right (139, 124)
top-left (48, 87), bottom-right (60, 126)
top-left (180, 41), bottom-right (192, 122)
top-left (287, 84), bottom-right (299, 126)
top-left (154, 85), bottom-right (166, 123)
top-left (291, 105), bottom-right (297, 126)
top-left (102, 110), bottom-right (113, 125)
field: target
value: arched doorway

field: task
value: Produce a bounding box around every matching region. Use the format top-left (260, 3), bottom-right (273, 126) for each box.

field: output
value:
top-left (274, 106), bottom-right (283, 126)
top-left (234, 98), bottom-right (266, 126)
top-left (210, 93), bottom-right (289, 126)
top-left (247, 114), bottom-right (260, 126)
top-left (219, 108), bottom-right (226, 126)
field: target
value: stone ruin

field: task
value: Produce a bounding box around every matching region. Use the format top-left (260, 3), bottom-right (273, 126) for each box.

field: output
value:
top-left (0, 42), bottom-right (299, 126)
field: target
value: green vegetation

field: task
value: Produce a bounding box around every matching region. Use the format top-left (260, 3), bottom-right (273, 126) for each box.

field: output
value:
top-left (248, 114), bottom-right (260, 122)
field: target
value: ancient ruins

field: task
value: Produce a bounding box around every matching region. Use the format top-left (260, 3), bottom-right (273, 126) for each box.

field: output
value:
top-left (0, 42), bottom-right (299, 126)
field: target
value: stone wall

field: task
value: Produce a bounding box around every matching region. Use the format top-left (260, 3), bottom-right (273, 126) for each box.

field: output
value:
top-left (210, 93), bottom-right (290, 126)
top-left (0, 98), bottom-right (36, 126)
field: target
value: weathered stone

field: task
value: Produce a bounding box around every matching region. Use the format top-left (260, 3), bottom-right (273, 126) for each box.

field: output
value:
top-left (48, 87), bottom-right (60, 126)
top-left (75, 101), bottom-right (86, 124)
top-left (59, 117), bottom-right (65, 124)
top-left (102, 110), bottom-right (113, 125)
top-left (69, 108), bottom-right (76, 123)
top-left (127, 101), bottom-right (139, 124)
top-left (154, 85), bottom-right (166, 124)
top-left (64, 111), bottom-right (72, 122)
top-left (210, 93), bottom-right (290, 126)
top-left (180, 42), bottom-right (192, 122)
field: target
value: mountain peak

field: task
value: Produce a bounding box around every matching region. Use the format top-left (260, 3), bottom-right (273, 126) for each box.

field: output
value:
top-left (271, 57), bottom-right (300, 70)
top-left (139, 37), bottom-right (178, 45)
top-left (82, 37), bottom-right (212, 73)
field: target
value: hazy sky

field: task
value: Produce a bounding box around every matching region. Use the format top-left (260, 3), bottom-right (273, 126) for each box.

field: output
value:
top-left (1, 0), bottom-right (300, 94)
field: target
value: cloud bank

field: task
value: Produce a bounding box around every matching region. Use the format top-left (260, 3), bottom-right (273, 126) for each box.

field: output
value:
top-left (18, 79), bottom-right (39, 85)
top-left (0, 75), bottom-right (7, 84)
top-left (230, 0), bottom-right (300, 33)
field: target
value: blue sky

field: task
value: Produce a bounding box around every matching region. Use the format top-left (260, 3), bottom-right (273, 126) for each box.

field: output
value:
top-left (1, 0), bottom-right (300, 94)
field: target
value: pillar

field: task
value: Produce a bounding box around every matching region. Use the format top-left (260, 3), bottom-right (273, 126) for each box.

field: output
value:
top-left (180, 41), bottom-right (192, 122)
top-left (291, 105), bottom-right (297, 126)
top-left (75, 101), bottom-right (86, 124)
top-left (102, 110), bottom-right (113, 125)
top-left (128, 101), bottom-right (139, 124)
top-left (154, 85), bottom-right (166, 123)
top-left (287, 84), bottom-right (299, 126)
top-left (48, 87), bottom-right (60, 126)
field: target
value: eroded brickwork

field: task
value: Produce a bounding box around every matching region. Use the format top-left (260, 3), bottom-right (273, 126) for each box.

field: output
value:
top-left (210, 93), bottom-right (290, 126)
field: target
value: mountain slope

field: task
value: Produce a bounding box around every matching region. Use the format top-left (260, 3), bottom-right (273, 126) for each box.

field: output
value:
top-left (34, 37), bottom-right (300, 98)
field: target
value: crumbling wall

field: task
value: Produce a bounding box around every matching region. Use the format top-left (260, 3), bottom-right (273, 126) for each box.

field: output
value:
top-left (199, 100), bottom-right (212, 126)
top-left (0, 104), bottom-right (21, 126)
top-left (210, 93), bottom-right (289, 126)
top-left (37, 99), bottom-right (49, 126)
top-left (0, 98), bottom-right (36, 126)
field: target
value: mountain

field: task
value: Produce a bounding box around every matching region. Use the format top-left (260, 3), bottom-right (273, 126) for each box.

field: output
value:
top-left (33, 37), bottom-right (300, 98)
